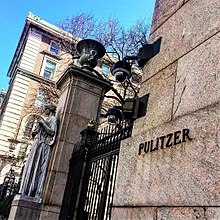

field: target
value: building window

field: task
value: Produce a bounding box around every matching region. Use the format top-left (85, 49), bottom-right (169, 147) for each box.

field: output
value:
top-left (102, 64), bottom-right (110, 77)
top-left (50, 42), bottom-right (60, 55)
top-left (43, 60), bottom-right (56, 80)
top-left (35, 89), bottom-right (48, 108)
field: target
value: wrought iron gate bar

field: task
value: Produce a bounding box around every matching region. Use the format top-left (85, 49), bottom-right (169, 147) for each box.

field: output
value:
top-left (0, 167), bottom-right (19, 201)
top-left (105, 154), bottom-right (118, 219)
top-left (60, 120), bottom-right (133, 220)
top-left (89, 124), bottom-right (133, 159)
top-left (88, 149), bottom-right (120, 162)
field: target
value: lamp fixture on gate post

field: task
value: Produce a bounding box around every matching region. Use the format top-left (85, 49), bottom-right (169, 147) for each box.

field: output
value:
top-left (106, 38), bottom-right (161, 123)
top-left (75, 38), bottom-right (161, 123)
top-left (105, 94), bottom-right (149, 124)
top-left (111, 37), bottom-right (162, 83)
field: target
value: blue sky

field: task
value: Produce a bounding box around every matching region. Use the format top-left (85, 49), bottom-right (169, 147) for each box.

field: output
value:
top-left (0, 0), bottom-right (156, 90)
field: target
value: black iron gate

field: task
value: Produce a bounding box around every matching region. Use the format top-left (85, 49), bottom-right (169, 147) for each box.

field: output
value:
top-left (0, 167), bottom-right (20, 200)
top-left (60, 121), bottom-right (133, 220)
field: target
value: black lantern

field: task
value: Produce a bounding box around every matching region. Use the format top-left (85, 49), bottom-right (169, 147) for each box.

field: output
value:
top-left (111, 60), bottom-right (132, 83)
top-left (111, 38), bottom-right (162, 82)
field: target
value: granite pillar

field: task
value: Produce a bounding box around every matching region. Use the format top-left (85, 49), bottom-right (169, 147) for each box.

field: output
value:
top-left (9, 65), bottom-right (111, 220)
top-left (112, 0), bottom-right (220, 219)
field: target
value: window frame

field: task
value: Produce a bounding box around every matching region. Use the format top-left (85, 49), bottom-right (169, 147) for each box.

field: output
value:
top-left (50, 41), bottom-right (60, 55)
top-left (40, 57), bottom-right (58, 80)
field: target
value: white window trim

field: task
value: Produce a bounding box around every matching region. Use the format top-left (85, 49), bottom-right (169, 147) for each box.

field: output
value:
top-left (40, 56), bottom-right (58, 80)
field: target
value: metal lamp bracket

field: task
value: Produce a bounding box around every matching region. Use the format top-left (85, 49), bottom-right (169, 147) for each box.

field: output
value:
top-left (137, 37), bottom-right (162, 67)
top-left (123, 94), bottom-right (149, 119)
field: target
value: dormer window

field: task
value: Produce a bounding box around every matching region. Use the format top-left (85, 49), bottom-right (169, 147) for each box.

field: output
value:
top-left (50, 42), bottom-right (60, 55)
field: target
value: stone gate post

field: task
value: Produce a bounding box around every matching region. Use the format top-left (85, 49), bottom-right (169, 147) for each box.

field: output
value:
top-left (40, 66), bottom-right (111, 219)
top-left (9, 65), bottom-right (111, 220)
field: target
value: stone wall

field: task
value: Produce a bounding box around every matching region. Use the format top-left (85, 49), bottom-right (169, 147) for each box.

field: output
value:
top-left (112, 0), bottom-right (220, 219)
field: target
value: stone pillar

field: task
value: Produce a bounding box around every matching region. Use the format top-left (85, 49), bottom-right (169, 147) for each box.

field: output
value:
top-left (9, 65), bottom-right (111, 220)
top-left (40, 66), bottom-right (111, 219)
top-left (112, 0), bottom-right (220, 219)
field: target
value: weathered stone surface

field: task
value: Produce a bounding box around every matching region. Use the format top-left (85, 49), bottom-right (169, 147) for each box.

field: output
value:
top-left (173, 32), bottom-right (220, 118)
top-left (56, 82), bottom-right (68, 119)
top-left (39, 205), bottom-right (60, 220)
top-left (143, 0), bottom-right (220, 82)
top-left (114, 103), bottom-right (220, 206)
top-left (50, 141), bottom-right (73, 174)
top-left (68, 80), bottom-right (103, 118)
top-left (205, 208), bottom-right (220, 220)
top-left (111, 207), bottom-right (157, 220)
top-left (157, 207), bottom-right (205, 220)
top-left (58, 79), bottom-right (103, 119)
top-left (59, 113), bottom-right (88, 143)
top-left (150, 0), bottom-right (184, 33)
top-left (58, 78), bottom-right (105, 144)
top-left (47, 171), bottom-right (68, 206)
top-left (8, 200), bottom-right (41, 220)
top-left (41, 212), bottom-right (59, 220)
top-left (133, 62), bottom-right (177, 136)
top-left (40, 68), bottom-right (111, 219)
top-left (112, 0), bottom-right (220, 219)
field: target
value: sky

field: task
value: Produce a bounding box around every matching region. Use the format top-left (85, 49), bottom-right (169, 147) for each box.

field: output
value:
top-left (0, 0), bottom-right (156, 90)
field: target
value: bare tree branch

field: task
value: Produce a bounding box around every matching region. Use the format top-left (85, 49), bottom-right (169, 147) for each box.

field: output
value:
top-left (58, 13), bottom-right (150, 63)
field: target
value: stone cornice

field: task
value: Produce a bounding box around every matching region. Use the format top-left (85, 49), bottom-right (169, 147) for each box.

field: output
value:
top-left (56, 65), bottom-right (112, 93)
top-left (40, 50), bottom-right (62, 61)
top-left (27, 12), bottom-right (75, 40)
top-left (17, 68), bottom-right (55, 86)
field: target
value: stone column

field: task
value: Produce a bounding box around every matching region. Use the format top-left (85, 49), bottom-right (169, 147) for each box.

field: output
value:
top-left (40, 66), bottom-right (111, 219)
top-left (112, 0), bottom-right (220, 219)
top-left (9, 65), bottom-right (111, 220)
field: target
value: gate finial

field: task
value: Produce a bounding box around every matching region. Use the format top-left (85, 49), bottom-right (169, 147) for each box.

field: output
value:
top-left (87, 118), bottom-right (98, 131)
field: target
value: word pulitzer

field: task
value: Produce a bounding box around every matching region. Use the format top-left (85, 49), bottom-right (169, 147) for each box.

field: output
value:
top-left (138, 128), bottom-right (192, 155)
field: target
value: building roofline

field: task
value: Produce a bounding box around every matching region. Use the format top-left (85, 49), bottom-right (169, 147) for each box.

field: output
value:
top-left (26, 12), bottom-right (74, 40)
top-left (7, 12), bottom-right (75, 78)
top-left (7, 20), bottom-right (30, 78)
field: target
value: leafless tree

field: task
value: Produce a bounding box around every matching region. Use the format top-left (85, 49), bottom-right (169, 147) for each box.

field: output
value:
top-left (95, 18), bottom-right (149, 61)
top-left (60, 13), bottom-right (95, 39)
top-left (58, 13), bottom-right (149, 62)
top-left (14, 82), bottom-right (60, 147)
top-left (22, 82), bottom-right (60, 117)
top-left (58, 13), bottom-right (95, 57)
